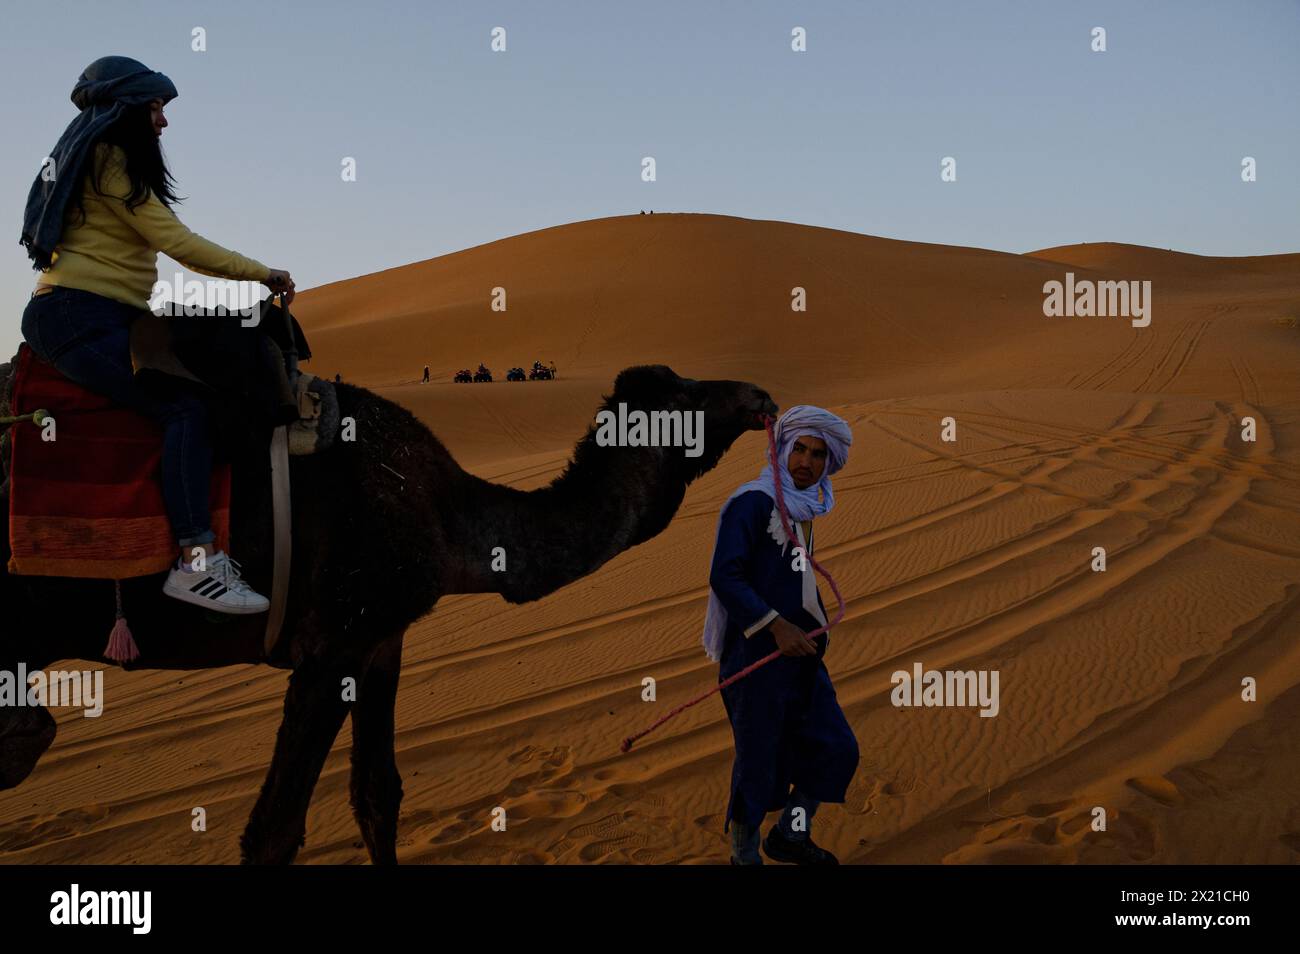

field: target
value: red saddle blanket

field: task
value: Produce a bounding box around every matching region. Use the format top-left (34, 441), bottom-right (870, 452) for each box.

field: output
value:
top-left (6, 344), bottom-right (230, 579)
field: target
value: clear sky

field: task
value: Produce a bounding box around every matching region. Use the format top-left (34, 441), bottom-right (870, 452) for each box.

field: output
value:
top-left (3, 0), bottom-right (1297, 358)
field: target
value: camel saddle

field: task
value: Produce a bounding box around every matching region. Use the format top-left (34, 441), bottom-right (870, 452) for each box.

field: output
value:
top-left (138, 300), bottom-right (341, 652)
top-left (137, 299), bottom-right (333, 453)
top-left (2, 299), bottom-right (341, 655)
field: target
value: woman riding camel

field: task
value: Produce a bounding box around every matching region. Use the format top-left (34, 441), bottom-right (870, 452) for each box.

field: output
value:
top-left (18, 55), bottom-right (292, 614)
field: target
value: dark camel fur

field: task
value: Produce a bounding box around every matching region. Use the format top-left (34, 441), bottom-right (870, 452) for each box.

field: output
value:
top-left (0, 358), bottom-right (776, 863)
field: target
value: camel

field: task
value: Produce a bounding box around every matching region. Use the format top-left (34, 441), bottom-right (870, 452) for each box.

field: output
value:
top-left (0, 357), bottom-right (777, 863)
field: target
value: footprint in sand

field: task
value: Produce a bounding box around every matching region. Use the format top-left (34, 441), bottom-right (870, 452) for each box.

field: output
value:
top-left (693, 812), bottom-right (724, 829)
top-left (567, 810), bottom-right (652, 862)
top-left (880, 774), bottom-right (920, 797)
top-left (508, 789), bottom-right (588, 821)
top-left (426, 810), bottom-right (481, 845)
top-left (424, 744), bottom-right (586, 846)
top-left (1059, 809), bottom-right (1096, 837)
top-left (446, 841), bottom-right (533, 863)
top-left (500, 745), bottom-right (574, 798)
top-left (1107, 809), bottom-right (1158, 861)
top-left (1126, 775), bottom-right (1185, 807)
top-left (0, 803), bottom-right (111, 852)
top-left (605, 782), bottom-right (666, 808)
top-left (842, 773), bottom-right (883, 815)
top-left (506, 744), bottom-right (539, 765)
top-left (1025, 799), bottom-right (1074, 818)
top-left (513, 849), bottom-right (553, 864)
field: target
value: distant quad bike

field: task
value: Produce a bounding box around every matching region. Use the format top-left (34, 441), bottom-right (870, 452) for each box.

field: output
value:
top-left (473, 365), bottom-right (493, 383)
top-left (528, 362), bottom-right (554, 381)
top-left (454, 369), bottom-right (473, 383)
top-left (506, 367), bottom-right (526, 382)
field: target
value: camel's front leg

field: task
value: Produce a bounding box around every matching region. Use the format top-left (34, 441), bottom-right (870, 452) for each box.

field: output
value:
top-left (240, 656), bottom-right (353, 864)
top-left (0, 642), bottom-right (56, 789)
top-left (349, 633), bottom-right (405, 865)
top-left (0, 698), bottom-right (56, 790)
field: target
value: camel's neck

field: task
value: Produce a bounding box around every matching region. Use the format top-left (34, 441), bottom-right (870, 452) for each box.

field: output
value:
top-left (443, 445), bottom-right (683, 602)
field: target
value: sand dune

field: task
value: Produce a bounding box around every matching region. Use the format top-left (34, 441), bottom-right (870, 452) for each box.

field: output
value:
top-left (3, 213), bottom-right (1298, 863)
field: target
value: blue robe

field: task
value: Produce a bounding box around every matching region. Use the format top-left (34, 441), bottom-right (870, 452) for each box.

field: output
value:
top-left (709, 489), bottom-right (859, 832)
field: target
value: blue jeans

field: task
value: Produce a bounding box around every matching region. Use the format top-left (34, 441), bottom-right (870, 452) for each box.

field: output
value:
top-left (21, 286), bottom-right (216, 548)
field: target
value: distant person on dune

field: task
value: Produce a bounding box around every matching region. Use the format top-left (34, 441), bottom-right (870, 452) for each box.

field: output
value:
top-left (549, 360), bottom-right (557, 378)
top-left (702, 405), bottom-right (858, 865)
top-left (422, 365), bottom-right (429, 383)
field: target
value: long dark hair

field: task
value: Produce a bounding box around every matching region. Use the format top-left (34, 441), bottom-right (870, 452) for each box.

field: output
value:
top-left (70, 101), bottom-right (184, 226)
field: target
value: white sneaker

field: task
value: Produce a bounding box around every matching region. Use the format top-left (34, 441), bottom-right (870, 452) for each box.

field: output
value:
top-left (162, 550), bottom-right (271, 615)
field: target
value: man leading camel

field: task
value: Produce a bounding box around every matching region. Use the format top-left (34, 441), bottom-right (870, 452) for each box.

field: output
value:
top-left (703, 405), bottom-right (858, 865)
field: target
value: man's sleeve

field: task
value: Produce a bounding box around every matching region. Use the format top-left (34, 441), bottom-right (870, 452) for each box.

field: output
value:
top-left (709, 491), bottom-right (779, 638)
top-left (95, 145), bottom-right (271, 283)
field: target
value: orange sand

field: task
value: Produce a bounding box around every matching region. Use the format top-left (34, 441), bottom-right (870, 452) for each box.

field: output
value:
top-left (3, 214), bottom-right (1298, 863)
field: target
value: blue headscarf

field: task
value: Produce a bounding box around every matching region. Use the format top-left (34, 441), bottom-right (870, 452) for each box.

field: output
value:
top-left (19, 55), bottom-right (178, 270)
top-left (701, 405), bottom-right (853, 660)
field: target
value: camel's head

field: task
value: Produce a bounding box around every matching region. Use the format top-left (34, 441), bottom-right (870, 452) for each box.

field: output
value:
top-left (600, 364), bottom-right (779, 478)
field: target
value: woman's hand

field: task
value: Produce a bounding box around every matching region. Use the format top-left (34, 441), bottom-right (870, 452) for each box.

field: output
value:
top-left (263, 268), bottom-right (295, 305)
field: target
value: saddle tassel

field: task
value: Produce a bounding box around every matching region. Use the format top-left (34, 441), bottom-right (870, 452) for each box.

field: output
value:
top-left (103, 579), bottom-right (140, 663)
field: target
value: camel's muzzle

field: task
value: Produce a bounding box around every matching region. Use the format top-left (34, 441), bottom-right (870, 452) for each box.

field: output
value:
top-left (747, 397), bottom-right (779, 429)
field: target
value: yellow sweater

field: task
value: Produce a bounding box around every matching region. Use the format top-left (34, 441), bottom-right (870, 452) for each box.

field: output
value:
top-left (36, 142), bottom-right (270, 309)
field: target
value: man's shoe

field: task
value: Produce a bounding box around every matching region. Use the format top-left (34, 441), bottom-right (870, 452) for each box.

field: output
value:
top-left (762, 826), bottom-right (839, 865)
top-left (163, 551), bottom-right (270, 615)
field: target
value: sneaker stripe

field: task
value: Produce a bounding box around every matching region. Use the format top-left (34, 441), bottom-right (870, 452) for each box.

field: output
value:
top-left (166, 560), bottom-right (267, 613)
